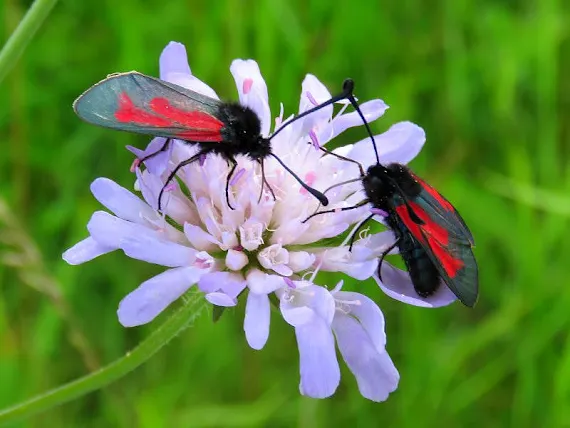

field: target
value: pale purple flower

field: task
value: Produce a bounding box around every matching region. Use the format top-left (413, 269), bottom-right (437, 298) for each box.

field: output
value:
top-left (63, 41), bottom-right (432, 400)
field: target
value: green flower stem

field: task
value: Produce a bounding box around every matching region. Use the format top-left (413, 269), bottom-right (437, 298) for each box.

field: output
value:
top-left (0, 0), bottom-right (59, 84)
top-left (0, 294), bottom-right (206, 425)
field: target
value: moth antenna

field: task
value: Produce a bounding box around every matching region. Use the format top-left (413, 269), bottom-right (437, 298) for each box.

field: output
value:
top-left (269, 153), bottom-right (329, 206)
top-left (343, 83), bottom-right (380, 165)
top-left (268, 78), bottom-right (355, 142)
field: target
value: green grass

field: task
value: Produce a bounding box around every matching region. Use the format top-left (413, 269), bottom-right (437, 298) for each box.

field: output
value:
top-left (1, 0), bottom-right (569, 426)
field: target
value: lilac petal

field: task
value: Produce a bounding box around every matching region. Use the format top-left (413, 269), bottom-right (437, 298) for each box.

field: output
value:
top-left (159, 41), bottom-right (191, 78)
top-left (296, 318), bottom-right (340, 399)
top-left (206, 292), bottom-right (237, 307)
top-left (117, 266), bottom-right (205, 327)
top-left (184, 223), bottom-right (217, 251)
top-left (288, 251), bottom-right (316, 272)
top-left (226, 249), bottom-right (248, 271)
top-left (296, 74), bottom-right (333, 139)
top-left (90, 178), bottom-right (152, 223)
top-left (318, 99), bottom-right (388, 145)
top-left (334, 291), bottom-right (386, 351)
top-left (244, 292), bottom-right (270, 350)
top-left (230, 59), bottom-right (271, 136)
top-left (280, 304), bottom-right (315, 327)
top-left (333, 313), bottom-right (399, 402)
top-left (87, 211), bottom-right (150, 247)
top-left (158, 42), bottom-right (219, 99)
top-left (198, 271), bottom-right (246, 298)
top-left (167, 73), bottom-right (220, 100)
top-left (377, 263), bottom-right (457, 307)
top-left (348, 121), bottom-right (425, 169)
top-left (246, 269), bottom-right (285, 294)
top-left (62, 237), bottom-right (113, 265)
top-left (357, 230), bottom-right (399, 258)
top-left (87, 211), bottom-right (190, 267)
top-left (127, 137), bottom-right (172, 176)
top-left (305, 284), bottom-right (336, 325)
top-left (120, 233), bottom-right (197, 267)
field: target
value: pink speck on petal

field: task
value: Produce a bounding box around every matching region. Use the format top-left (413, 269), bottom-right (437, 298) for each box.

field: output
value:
top-left (306, 91), bottom-right (318, 106)
top-left (194, 256), bottom-right (213, 269)
top-left (233, 245), bottom-right (244, 251)
top-left (230, 168), bottom-right (246, 186)
top-left (309, 129), bottom-right (319, 149)
top-left (164, 182), bottom-right (177, 192)
top-left (299, 171), bottom-right (317, 195)
top-left (243, 78), bottom-right (254, 94)
top-left (284, 277), bottom-right (296, 289)
top-left (130, 158), bottom-right (141, 173)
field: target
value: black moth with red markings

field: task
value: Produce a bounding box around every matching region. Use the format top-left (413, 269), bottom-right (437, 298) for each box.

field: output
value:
top-left (305, 81), bottom-right (478, 307)
top-left (73, 71), bottom-right (357, 210)
top-left (362, 163), bottom-right (478, 306)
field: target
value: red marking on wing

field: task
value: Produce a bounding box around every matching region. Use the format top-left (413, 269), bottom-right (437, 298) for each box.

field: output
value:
top-left (115, 93), bottom-right (171, 127)
top-left (114, 93), bottom-right (224, 142)
top-left (149, 98), bottom-right (224, 142)
top-left (395, 201), bottom-right (464, 278)
top-left (412, 173), bottom-right (454, 212)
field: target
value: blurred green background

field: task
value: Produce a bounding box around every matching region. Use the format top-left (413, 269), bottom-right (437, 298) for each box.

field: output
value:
top-left (1, 0), bottom-right (569, 426)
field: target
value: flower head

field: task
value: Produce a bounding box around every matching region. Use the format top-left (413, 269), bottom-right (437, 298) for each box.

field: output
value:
top-left (64, 41), bottom-right (436, 401)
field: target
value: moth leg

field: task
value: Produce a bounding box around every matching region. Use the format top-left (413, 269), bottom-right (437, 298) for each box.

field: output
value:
top-left (317, 145), bottom-right (365, 177)
top-left (301, 199), bottom-right (370, 223)
top-left (225, 158), bottom-right (239, 210)
top-left (377, 238), bottom-right (400, 282)
top-left (139, 138), bottom-right (171, 164)
top-left (158, 150), bottom-right (206, 212)
top-left (348, 213), bottom-right (375, 251)
top-left (259, 160), bottom-right (277, 203)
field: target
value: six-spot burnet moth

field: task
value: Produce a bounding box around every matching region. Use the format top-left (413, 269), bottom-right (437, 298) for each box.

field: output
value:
top-left (304, 80), bottom-right (479, 307)
top-left (73, 72), bottom-right (355, 210)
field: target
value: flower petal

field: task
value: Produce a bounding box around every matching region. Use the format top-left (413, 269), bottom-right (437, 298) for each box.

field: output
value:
top-left (334, 291), bottom-right (386, 351)
top-left (117, 266), bottom-right (207, 327)
top-left (198, 271), bottom-right (246, 298)
top-left (159, 42), bottom-right (219, 99)
top-left (246, 269), bottom-right (285, 294)
top-left (127, 137), bottom-right (172, 176)
top-left (62, 237), bottom-right (113, 265)
top-left (86, 211), bottom-right (192, 266)
top-left (333, 313), bottom-right (399, 402)
top-left (348, 121), bottom-right (425, 169)
top-left (244, 292), bottom-right (270, 350)
top-left (295, 74), bottom-right (333, 141)
top-left (206, 292), bottom-right (237, 307)
top-left (296, 319), bottom-right (340, 399)
top-left (120, 234), bottom-right (197, 267)
top-left (230, 59), bottom-right (271, 136)
top-left (90, 178), bottom-right (153, 223)
top-left (318, 99), bottom-right (388, 145)
top-left (376, 263), bottom-right (457, 307)
top-left (226, 249), bottom-right (248, 271)
top-left (288, 251), bottom-right (316, 272)
top-left (159, 41), bottom-right (191, 77)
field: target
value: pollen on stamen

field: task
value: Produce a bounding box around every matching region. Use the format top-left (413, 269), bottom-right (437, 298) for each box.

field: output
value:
top-left (243, 78), bottom-right (254, 94)
top-left (229, 168), bottom-right (246, 186)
